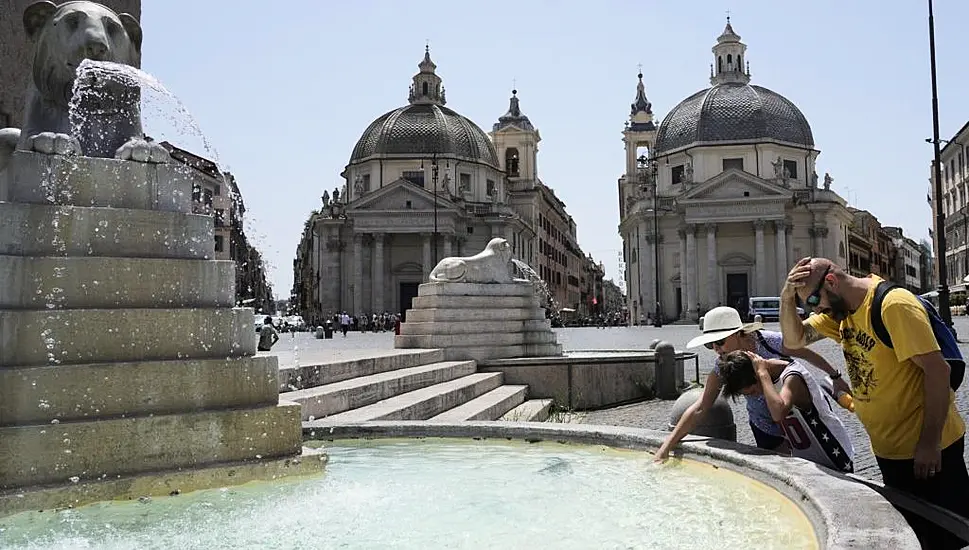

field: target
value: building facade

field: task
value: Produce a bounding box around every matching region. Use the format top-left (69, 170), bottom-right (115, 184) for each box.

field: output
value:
top-left (618, 21), bottom-right (852, 323)
top-left (0, 0), bottom-right (142, 129)
top-left (293, 49), bottom-right (596, 324)
top-left (931, 121), bottom-right (969, 289)
top-left (163, 142), bottom-right (274, 313)
top-left (883, 226), bottom-right (923, 293)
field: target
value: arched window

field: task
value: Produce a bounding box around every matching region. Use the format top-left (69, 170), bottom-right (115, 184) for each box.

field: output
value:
top-left (738, 55), bottom-right (742, 69)
top-left (839, 241), bottom-right (846, 258)
top-left (718, 56), bottom-right (723, 73)
top-left (422, 82), bottom-right (428, 95)
top-left (505, 147), bottom-right (520, 177)
top-left (727, 54), bottom-right (733, 67)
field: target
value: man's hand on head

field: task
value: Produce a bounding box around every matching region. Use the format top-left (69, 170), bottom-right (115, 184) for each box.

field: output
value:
top-left (781, 257), bottom-right (812, 300)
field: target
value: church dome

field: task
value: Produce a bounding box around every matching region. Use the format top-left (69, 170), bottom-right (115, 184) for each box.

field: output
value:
top-left (348, 47), bottom-right (499, 168)
top-left (350, 103), bottom-right (499, 167)
top-left (652, 20), bottom-right (814, 155)
top-left (653, 83), bottom-right (815, 154)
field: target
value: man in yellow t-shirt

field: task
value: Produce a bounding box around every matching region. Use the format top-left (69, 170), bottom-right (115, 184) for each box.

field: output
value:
top-left (779, 257), bottom-right (968, 549)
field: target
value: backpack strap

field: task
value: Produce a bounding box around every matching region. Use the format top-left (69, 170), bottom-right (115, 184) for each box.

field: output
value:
top-left (870, 281), bottom-right (902, 349)
top-left (756, 330), bottom-right (790, 359)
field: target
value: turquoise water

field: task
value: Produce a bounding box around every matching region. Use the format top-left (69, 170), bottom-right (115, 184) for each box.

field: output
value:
top-left (0, 439), bottom-right (817, 549)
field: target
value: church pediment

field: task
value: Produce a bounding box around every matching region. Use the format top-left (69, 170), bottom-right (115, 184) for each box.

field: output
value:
top-left (680, 169), bottom-right (792, 202)
top-left (348, 178), bottom-right (459, 212)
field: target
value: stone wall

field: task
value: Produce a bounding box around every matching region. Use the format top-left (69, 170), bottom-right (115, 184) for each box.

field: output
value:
top-left (0, 0), bottom-right (142, 128)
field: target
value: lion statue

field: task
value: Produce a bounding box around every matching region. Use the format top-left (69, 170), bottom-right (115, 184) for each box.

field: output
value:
top-left (429, 238), bottom-right (527, 284)
top-left (0, 1), bottom-right (168, 172)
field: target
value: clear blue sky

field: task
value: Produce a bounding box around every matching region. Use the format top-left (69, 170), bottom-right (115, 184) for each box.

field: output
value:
top-left (141, 1), bottom-right (969, 298)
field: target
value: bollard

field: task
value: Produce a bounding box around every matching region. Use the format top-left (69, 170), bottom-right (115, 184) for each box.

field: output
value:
top-left (754, 314), bottom-right (763, 324)
top-left (668, 387), bottom-right (737, 441)
top-left (314, 326), bottom-right (324, 339)
top-left (649, 339), bottom-right (660, 350)
top-left (654, 341), bottom-right (678, 400)
top-left (698, 316), bottom-right (705, 331)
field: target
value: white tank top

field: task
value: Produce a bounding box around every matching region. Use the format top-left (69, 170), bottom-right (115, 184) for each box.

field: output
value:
top-left (775, 361), bottom-right (855, 473)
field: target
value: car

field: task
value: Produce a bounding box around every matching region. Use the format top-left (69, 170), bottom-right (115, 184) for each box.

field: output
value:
top-left (748, 296), bottom-right (806, 321)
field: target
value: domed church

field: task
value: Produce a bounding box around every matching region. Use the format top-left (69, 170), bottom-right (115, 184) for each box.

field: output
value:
top-left (295, 48), bottom-right (577, 321)
top-left (618, 20), bottom-right (852, 324)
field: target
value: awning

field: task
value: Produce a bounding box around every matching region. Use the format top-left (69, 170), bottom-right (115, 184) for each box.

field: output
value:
top-left (559, 307), bottom-right (577, 313)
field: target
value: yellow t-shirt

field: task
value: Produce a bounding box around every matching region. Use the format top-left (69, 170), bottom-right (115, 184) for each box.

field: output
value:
top-left (806, 276), bottom-right (965, 459)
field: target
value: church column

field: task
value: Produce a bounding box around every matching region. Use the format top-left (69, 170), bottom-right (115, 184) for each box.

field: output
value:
top-left (443, 234), bottom-right (452, 259)
top-left (372, 233), bottom-right (385, 313)
top-left (786, 224), bottom-right (795, 268)
top-left (774, 220), bottom-right (787, 295)
top-left (814, 227), bottom-right (828, 258)
top-left (421, 233), bottom-right (432, 281)
top-left (705, 223), bottom-right (718, 309)
top-left (754, 220), bottom-right (766, 296)
top-left (352, 233), bottom-right (363, 315)
top-left (686, 224), bottom-right (698, 320)
top-left (679, 229), bottom-right (688, 320)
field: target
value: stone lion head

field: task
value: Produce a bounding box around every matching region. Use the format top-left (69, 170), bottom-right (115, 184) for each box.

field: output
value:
top-left (24, 1), bottom-right (142, 108)
top-left (486, 237), bottom-right (513, 263)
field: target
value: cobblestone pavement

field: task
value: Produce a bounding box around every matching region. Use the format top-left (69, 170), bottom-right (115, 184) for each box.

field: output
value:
top-left (267, 318), bottom-right (969, 481)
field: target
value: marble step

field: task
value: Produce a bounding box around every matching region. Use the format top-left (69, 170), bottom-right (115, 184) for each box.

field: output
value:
top-left (0, 403), bottom-right (302, 490)
top-left (428, 385), bottom-right (528, 422)
top-left (416, 282), bottom-right (537, 297)
top-left (0, 356), bottom-right (279, 426)
top-left (500, 399), bottom-right (554, 422)
top-left (404, 308), bottom-right (545, 323)
top-left (286, 360), bottom-right (477, 421)
top-left (0, 256), bottom-right (235, 309)
top-left (0, 307), bottom-right (255, 367)
top-left (3, 151), bottom-right (194, 213)
top-left (306, 372), bottom-right (503, 424)
top-left (278, 349), bottom-right (444, 392)
top-left (411, 295), bottom-right (540, 310)
top-left (395, 331), bottom-right (558, 349)
top-left (440, 343), bottom-right (564, 362)
top-left (399, 319), bottom-right (551, 336)
top-left (0, 202), bottom-right (213, 259)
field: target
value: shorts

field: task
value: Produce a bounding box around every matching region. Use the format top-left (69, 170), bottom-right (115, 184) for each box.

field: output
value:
top-left (750, 422), bottom-right (786, 450)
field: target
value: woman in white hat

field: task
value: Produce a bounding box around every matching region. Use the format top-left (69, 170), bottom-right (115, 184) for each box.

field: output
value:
top-left (654, 306), bottom-right (850, 461)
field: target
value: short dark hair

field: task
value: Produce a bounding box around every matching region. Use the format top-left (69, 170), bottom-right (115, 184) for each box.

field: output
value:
top-left (718, 351), bottom-right (758, 401)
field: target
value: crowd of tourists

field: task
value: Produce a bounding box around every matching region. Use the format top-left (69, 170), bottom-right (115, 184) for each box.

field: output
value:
top-left (656, 257), bottom-right (969, 550)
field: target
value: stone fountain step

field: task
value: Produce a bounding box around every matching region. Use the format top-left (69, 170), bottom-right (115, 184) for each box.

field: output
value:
top-left (0, 256), bottom-right (235, 309)
top-left (428, 385), bottom-right (528, 422)
top-left (0, 356), bottom-right (279, 426)
top-left (404, 308), bottom-right (545, 323)
top-left (411, 295), bottom-right (540, 310)
top-left (306, 372), bottom-right (504, 424)
top-left (438, 343), bottom-right (564, 362)
top-left (286, 360), bottom-right (477, 421)
top-left (399, 319), bottom-right (551, 336)
top-left (278, 349), bottom-right (445, 392)
top-left (499, 399), bottom-right (554, 422)
top-left (416, 282), bottom-right (537, 297)
top-left (3, 151), bottom-right (194, 213)
top-left (0, 403), bottom-right (303, 490)
top-left (395, 331), bottom-right (558, 349)
top-left (0, 202), bottom-right (214, 260)
top-left (0, 307), bottom-right (255, 367)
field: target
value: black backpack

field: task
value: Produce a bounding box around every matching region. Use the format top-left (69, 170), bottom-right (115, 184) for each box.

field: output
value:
top-left (870, 282), bottom-right (965, 391)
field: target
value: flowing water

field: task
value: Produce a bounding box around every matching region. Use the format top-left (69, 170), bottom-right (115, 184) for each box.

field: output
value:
top-left (0, 439), bottom-right (818, 550)
top-left (511, 258), bottom-right (560, 314)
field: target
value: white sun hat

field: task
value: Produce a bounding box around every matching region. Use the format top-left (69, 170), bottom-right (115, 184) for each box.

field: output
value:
top-left (685, 306), bottom-right (763, 349)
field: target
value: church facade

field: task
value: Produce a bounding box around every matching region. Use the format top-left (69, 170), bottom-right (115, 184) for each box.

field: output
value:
top-left (618, 21), bottom-right (852, 324)
top-left (294, 48), bottom-right (598, 323)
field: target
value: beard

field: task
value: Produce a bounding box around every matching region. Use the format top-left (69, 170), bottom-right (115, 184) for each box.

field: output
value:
top-left (826, 290), bottom-right (852, 321)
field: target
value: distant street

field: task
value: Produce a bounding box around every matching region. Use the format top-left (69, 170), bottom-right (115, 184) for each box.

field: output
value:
top-left (263, 317), bottom-right (969, 481)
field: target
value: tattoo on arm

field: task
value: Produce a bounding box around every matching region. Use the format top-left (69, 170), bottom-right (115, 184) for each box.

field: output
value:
top-left (802, 324), bottom-right (824, 345)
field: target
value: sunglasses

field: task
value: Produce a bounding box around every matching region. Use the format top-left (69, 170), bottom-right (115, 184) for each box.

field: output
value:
top-left (704, 337), bottom-right (728, 350)
top-left (799, 265), bottom-right (831, 309)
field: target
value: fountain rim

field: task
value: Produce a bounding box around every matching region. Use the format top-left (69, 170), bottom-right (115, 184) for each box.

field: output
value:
top-left (306, 421), bottom-right (920, 550)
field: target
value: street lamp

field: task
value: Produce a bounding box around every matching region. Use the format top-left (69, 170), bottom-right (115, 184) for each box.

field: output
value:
top-left (637, 154), bottom-right (664, 328)
top-left (928, 0), bottom-right (954, 330)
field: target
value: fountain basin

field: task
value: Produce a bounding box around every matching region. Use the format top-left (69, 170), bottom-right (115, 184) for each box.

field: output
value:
top-left (479, 349), bottom-right (690, 409)
top-left (0, 422), bottom-right (919, 549)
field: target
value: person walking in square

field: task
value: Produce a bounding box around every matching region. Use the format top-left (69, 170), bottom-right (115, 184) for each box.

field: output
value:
top-left (655, 306), bottom-right (850, 461)
top-left (779, 257), bottom-right (968, 549)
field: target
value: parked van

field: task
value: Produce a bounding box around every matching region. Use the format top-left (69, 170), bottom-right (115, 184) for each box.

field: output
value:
top-left (748, 296), bottom-right (806, 321)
